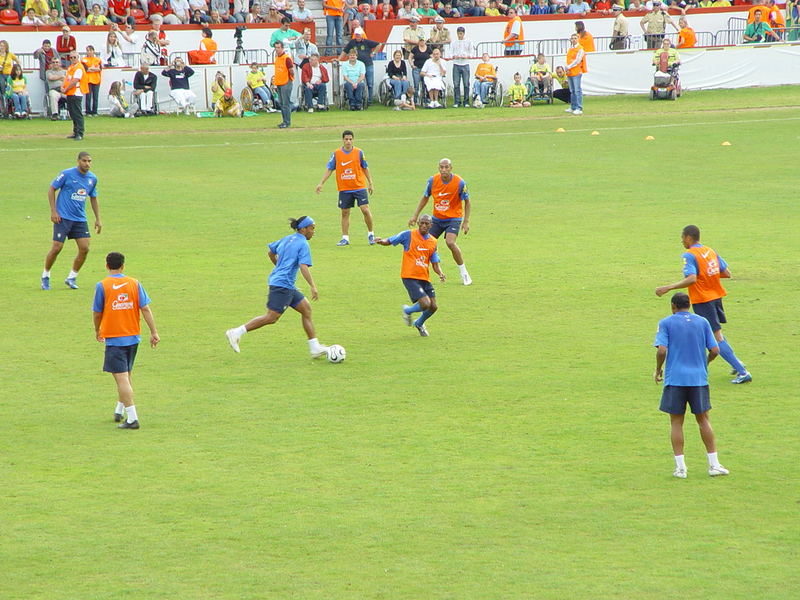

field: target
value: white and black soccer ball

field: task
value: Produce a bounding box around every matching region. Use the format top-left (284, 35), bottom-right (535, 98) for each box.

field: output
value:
top-left (326, 344), bottom-right (346, 363)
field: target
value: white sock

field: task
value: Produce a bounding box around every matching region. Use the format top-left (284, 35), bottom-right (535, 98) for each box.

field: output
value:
top-left (458, 263), bottom-right (468, 275)
top-left (126, 405), bottom-right (138, 423)
top-left (236, 325), bottom-right (247, 337)
top-left (68, 270), bottom-right (79, 279)
top-left (707, 452), bottom-right (720, 468)
top-left (674, 455), bottom-right (686, 470)
top-left (42, 270), bottom-right (51, 278)
top-left (367, 231), bottom-right (374, 237)
top-left (115, 401), bottom-right (125, 415)
top-left (341, 234), bottom-right (350, 241)
top-left (308, 338), bottom-right (321, 352)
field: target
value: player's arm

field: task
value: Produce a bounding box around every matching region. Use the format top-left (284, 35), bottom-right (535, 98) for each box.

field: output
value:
top-left (374, 238), bottom-right (392, 246)
top-left (268, 250), bottom-right (278, 265)
top-left (93, 311), bottom-right (103, 342)
top-left (720, 268), bottom-right (731, 279)
top-left (462, 196), bottom-right (471, 235)
top-left (48, 186), bottom-right (61, 223)
top-left (363, 166), bottom-right (374, 195)
top-left (432, 260), bottom-right (445, 282)
top-left (654, 345), bottom-right (667, 382)
top-left (89, 196), bottom-right (101, 233)
top-left (707, 345), bottom-right (719, 364)
top-left (316, 168), bottom-right (334, 193)
top-left (655, 274), bottom-right (695, 297)
top-left (140, 304), bottom-right (160, 348)
top-left (299, 263), bottom-right (318, 300)
top-left (408, 195), bottom-right (430, 227)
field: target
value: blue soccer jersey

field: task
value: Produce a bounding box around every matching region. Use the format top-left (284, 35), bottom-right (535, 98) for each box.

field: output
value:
top-left (654, 311), bottom-right (718, 386)
top-left (92, 274), bottom-right (151, 346)
top-left (52, 167), bottom-right (98, 222)
top-left (267, 232), bottom-right (313, 289)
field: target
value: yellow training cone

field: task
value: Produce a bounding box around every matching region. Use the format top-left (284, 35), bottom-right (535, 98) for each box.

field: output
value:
top-left (556, 127), bottom-right (566, 132)
top-left (721, 141), bottom-right (731, 146)
top-left (591, 131), bottom-right (600, 136)
top-left (645, 135), bottom-right (655, 140)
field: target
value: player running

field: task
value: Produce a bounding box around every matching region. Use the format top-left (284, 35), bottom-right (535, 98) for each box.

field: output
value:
top-left (375, 214), bottom-right (445, 337)
top-left (408, 157), bottom-right (472, 285)
top-left (225, 216), bottom-right (329, 359)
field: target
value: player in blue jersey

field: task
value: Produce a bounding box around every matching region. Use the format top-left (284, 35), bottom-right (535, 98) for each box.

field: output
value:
top-left (226, 216), bottom-right (329, 358)
top-left (654, 292), bottom-right (729, 479)
top-left (41, 152), bottom-right (102, 290)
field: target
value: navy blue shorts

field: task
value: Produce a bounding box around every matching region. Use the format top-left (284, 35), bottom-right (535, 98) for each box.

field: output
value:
top-left (103, 343), bottom-right (138, 373)
top-left (53, 219), bottom-right (90, 242)
top-left (692, 298), bottom-right (726, 332)
top-left (338, 189), bottom-right (369, 209)
top-left (402, 278), bottom-right (435, 302)
top-left (660, 385), bottom-right (711, 415)
top-left (267, 285), bottom-right (305, 313)
top-left (430, 218), bottom-right (461, 238)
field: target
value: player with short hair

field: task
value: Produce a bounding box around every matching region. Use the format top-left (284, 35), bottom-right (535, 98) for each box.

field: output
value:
top-left (655, 225), bottom-right (751, 384)
top-left (408, 158), bottom-right (472, 285)
top-left (654, 292), bottom-right (729, 478)
top-left (42, 151), bottom-right (102, 290)
top-left (92, 252), bottom-right (160, 430)
top-left (375, 214), bottom-right (446, 337)
top-left (225, 216), bottom-right (329, 358)
top-left (315, 130), bottom-right (375, 246)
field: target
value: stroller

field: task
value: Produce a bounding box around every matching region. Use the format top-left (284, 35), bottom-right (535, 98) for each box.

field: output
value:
top-left (650, 50), bottom-right (681, 100)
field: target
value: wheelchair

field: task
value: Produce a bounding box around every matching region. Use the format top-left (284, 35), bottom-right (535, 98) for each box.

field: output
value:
top-left (240, 85), bottom-right (277, 113)
top-left (418, 76), bottom-right (452, 109)
top-left (650, 52), bottom-right (681, 101)
top-left (43, 89), bottom-right (68, 120)
top-left (472, 76), bottom-right (503, 108)
top-left (339, 80), bottom-right (369, 111)
top-left (525, 74), bottom-right (554, 104)
top-left (130, 90), bottom-right (159, 115)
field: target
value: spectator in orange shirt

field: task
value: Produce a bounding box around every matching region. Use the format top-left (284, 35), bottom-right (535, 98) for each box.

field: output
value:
top-left (575, 20), bottom-right (595, 52)
top-left (677, 16), bottom-right (696, 48)
top-left (81, 45), bottom-right (103, 116)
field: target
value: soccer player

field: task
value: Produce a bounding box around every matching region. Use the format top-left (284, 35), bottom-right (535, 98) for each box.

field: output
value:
top-left (225, 216), bottom-right (329, 358)
top-left (375, 214), bottom-right (446, 337)
top-left (42, 151), bottom-right (102, 290)
top-left (92, 252), bottom-right (160, 430)
top-left (654, 292), bottom-right (729, 479)
top-left (408, 158), bottom-right (472, 285)
top-left (315, 130), bottom-right (375, 246)
top-left (655, 225), bottom-right (751, 384)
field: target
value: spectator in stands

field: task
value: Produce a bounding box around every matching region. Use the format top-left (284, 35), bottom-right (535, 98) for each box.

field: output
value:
top-left (34, 39), bottom-right (60, 80)
top-left (503, 7), bottom-right (523, 55)
top-left (56, 27), bottom-right (77, 67)
top-left (397, 0), bottom-right (415, 19)
top-left (420, 46), bottom-right (445, 107)
top-left (403, 15), bottom-right (425, 56)
top-left (341, 47), bottom-right (366, 110)
top-left (507, 72), bottom-right (530, 107)
top-left (640, 1), bottom-right (677, 49)
top-left (271, 17), bottom-right (302, 47)
top-left (464, 0), bottom-right (486, 17)
top-left (627, 0), bottom-right (645, 11)
top-left (441, 2), bottom-right (461, 18)
top-left (652, 37), bottom-right (679, 66)
top-left (215, 87), bottom-right (243, 116)
top-left (428, 16), bottom-right (451, 49)
top-left (246, 62), bottom-right (276, 111)
top-left (149, 0), bottom-right (180, 23)
top-left (294, 27), bottom-right (319, 67)
top-left (246, 2), bottom-right (265, 21)
top-left (45, 7), bottom-right (68, 25)
top-left (169, 0), bottom-right (190, 22)
top-left (162, 57), bottom-right (196, 114)
top-left (46, 59), bottom-right (67, 119)
top-left (568, 0), bottom-right (590, 14)
top-left (340, 27), bottom-right (381, 103)
top-left (417, 0), bottom-right (438, 17)
top-left (386, 48), bottom-right (410, 100)
top-left (141, 30), bottom-right (161, 64)
top-left (342, 0), bottom-right (357, 27)
top-left (565, 32), bottom-right (585, 114)
top-left (109, 0), bottom-right (133, 24)
top-left (291, 0), bottom-right (313, 24)
top-left (209, 0), bottom-right (234, 21)
top-left (676, 16), bottom-right (695, 48)
top-left (208, 9), bottom-right (222, 21)
top-left (529, 52), bottom-right (551, 94)
top-left (743, 9), bottom-right (779, 41)
top-left (471, 52), bottom-right (495, 106)
top-left (301, 52), bottom-right (329, 111)
top-left (272, 0), bottom-right (293, 21)
top-left (133, 62), bottom-right (156, 113)
top-left (64, 0), bottom-right (87, 24)
top-left (188, 8), bottom-right (206, 23)
top-left (150, 15), bottom-right (172, 61)
top-left (610, 4), bottom-right (628, 49)
top-left (108, 80), bottom-right (134, 116)
top-left (81, 45), bottom-right (103, 115)
top-left (87, 3), bottom-right (111, 25)
top-left (22, 7), bottom-right (46, 23)
top-left (410, 37), bottom-right (431, 103)
top-left (352, 1), bottom-right (374, 29)
top-left (575, 20), bottom-right (595, 52)
top-left (323, 0), bottom-right (344, 55)
top-left (105, 30), bottom-right (125, 66)
top-left (593, 0), bottom-right (613, 13)
top-left (450, 25), bottom-right (472, 107)
top-left (188, 0), bottom-right (210, 20)
top-left (25, 0), bottom-right (50, 18)
top-left (552, 64), bottom-right (570, 104)
top-left (266, 5), bottom-right (282, 22)
top-left (188, 26), bottom-right (217, 63)
top-left (117, 22), bottom-right (139, 57)
top-left (484, 0), bottom-right (501, 16)
top-left (531, 0), bottom-right (551, 15)
top-left (6, 63), bottom-right (30, 118)
top-left (376, 0), bottom-right (394, 18)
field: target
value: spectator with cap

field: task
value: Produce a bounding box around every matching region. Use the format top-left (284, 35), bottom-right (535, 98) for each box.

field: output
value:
top-left (449, 25), bottom-right (473, 107)
top-left (57, 27), bottom-right (78, 67)
top-left (403, 14), bottom-right (426, 56)
top-left (340, 26), bottom-right (381, 104)
top-left (215, 86), bottom-right (243, 117)
top-left (610, 4), bottom-right (628, 49)
top-left (428, 16), bottom-right (451, 50)
top-left (640, 0), bottom-right (677, 49)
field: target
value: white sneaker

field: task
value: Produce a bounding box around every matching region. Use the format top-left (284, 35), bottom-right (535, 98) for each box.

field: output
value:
top-left (308, 108), bottom-right (314, 113)
top-left (673, 467), bottom-right (687, 479)
top-left (565, 108), bottom-right (573, 112)
top-left (461, 272), bottom-right (472, 286)
top-left (428, 102), bottom-right (435, 108)
top-left (402, 305), bottom-right (412, 326)
top-left (225, 328), bottom-right (241, 353)
top-left (708, 465), bottom-right (730, 477)
top-left (311, 345), bottom-right (329, 359)
top-left (393, 107), bottom-right (401, 111)
top-left (573, 109), bottom-right (583, 115)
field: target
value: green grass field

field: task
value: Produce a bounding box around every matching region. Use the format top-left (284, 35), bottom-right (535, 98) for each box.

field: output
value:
top-left (1, 87), bottom-right (798, 599)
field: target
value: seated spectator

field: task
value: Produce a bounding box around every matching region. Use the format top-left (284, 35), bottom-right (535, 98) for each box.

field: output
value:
top-left (576, 20), bottom-right (595, 52)
top-left (246, 2), bottom-right (266, 21)
top-left (484, 0), bottom-right (501, 16)
top-left (6, 64), bottom-right (30, 118)
top-left (56, 27), bottom-right (77, 67)
top-left (45, 59), bottom-right (67, 119)
top-left (87, 3), bottom-right (110, 25)
top-left (162, 56), bottom-right (196, 113)
top-left (266, 5), bottom-right (282, 22)
top-left (507, 72), bottom-right (529, 107)
top-left (133, 62), bottom-right (157, 113)
top-left (340, 48), bottom-right (366, 110)
top-left (342, 0), bottom-right (357, 26)
top-left (291, 0), bottom-right (313, 24)
top-left (25, 0), bottom-right (50, 17)
top-left (677, 16), bottom-right (695, 48)
top-left (397, 0), bottom-right (415, 19)
top-left (210, 69), bottom-right (229, 105)
top-left (568, 0), bottom-right (590, 14)
top-left (386, 48), bottom-right (410, 101)
top-left (215, 87), bottom-right (242, 116)
top-left (652, 37), bottom-right (679, 67)
top-left (352, 1), bottom-right (374, 29)
top-left (150, 16), bottom-right (172, 62)
top-left (529, 52), bottom-right (551, 93)
top-left (593, 0), bottom-right (613, 12)
top-left (428, 16), bottom-right (451, 50)
top-left (34, 39), bottom-right (60, 80)
top-left (188, 0), bottom-right (209, 19)
top-left (376, 0), bottom-right (394, 19)
top-left (108, 0), bottom-right (133, 24)
top-left (439, 2), bottom-right (460, 17)
top-left (189, 8), bottom-right (207, 23)
top-left (293, 27), bottom-right (319, 67)
top-left (149, 0), bottom-right (181, 23)
top-left (711, 0), bottom-right (730, 5)
top-left (403, 15), bottom-right (426, 56)
top-left (208, 8), bottom-right (223, 21)
top-left (169, 0), bottom-right (190, 23)
top-left (270, 17), bottom-right (302, 49)
top-left (45, 7), bottom-right (67, 25)
top-left (627, 0), bottom-right (645, 11)
top-left (272, 0), bottom-right (293, 21)
top-left (140, 29), bottom-right (162, 65)
top-left (472, 52), bottom-right (496, 106)
top-left (420, 46), bottom-right (446, 107)
top-left (108, 80), bottom-right (134, 116)
top-left (246, 61), bottom-right (277, 111)
top-left (552, 64), bottom-right (570, 104)
top-left (22, 7), bottom-right (46, 23)
top-left (530, 0), bottom-right (551, 14)
top-left (463, 0), bottom-right (487, 17)
top-left (210, 0), bottom-right (234, 21)
top-left (417, 0), bottom-right (438, 17)
top-left (743, 10), bottom-right (779, 42)
top-left (301, 53), bottom-right (329, 111)
top-left (105, 30), bottom-right (125, 66)
top-left (64, 0), bottom-right (88, 25)
top-left (187, 27), bottom-right (217, 63)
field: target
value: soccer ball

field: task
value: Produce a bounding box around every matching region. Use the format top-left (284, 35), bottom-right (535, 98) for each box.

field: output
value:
top-left (326, 344), bottom-right (346, 363)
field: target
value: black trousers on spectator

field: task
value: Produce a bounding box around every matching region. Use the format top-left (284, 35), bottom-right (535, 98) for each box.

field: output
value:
top-left (67, 95), bottom-right (84, 136)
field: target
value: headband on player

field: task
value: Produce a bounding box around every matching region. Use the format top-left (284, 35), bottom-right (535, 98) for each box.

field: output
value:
top-left (297, 216), bottom-right (315, 229)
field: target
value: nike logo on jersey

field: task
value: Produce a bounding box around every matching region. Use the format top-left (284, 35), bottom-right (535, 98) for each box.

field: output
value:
top-left (701, 250), bottom-right (711, 258)
top-left (416, 246), bottom-right (429, 251)
top-left (112, 282), bottom-right (128, 289)
top-left (437, 192), bottom-right (449, 196)
top-left (341, 161), bottom-right (353, 166)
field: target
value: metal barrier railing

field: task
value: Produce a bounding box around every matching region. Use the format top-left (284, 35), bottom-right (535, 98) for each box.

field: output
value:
top-left (715, 28), bottom-right (746, 46)
top-left (727, 16), bottom-right (748, 30)
top-left (168, 48), bottom-right (271, 66)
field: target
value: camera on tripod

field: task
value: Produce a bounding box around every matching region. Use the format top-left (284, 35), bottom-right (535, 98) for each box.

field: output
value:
top-left (234, 26), bottom-right (247, 41)
top-left (234, 26), bottom-right (247, 63)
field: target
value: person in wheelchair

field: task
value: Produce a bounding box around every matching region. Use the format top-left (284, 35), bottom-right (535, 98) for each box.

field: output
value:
top-left (341, 48), bottom-right (367, 111)
top-left (246, 62), bottom-right (277, 112)
top-left (45, 59), bottom-right (68, 120)
top-left (420, 46), bottom-right (446, 108)
top-left (300, 53), bottom-right (329, 112)
top-left (386, 49), bottom-right (411, 103)
top-left (528, 52), bottom-right (552, 97)
top-left (652, 37), bottom-right (680, 81)
top-left (471, 52), bottom-right (496, 108)
top-left (507, 72), bottom-right (530, 108)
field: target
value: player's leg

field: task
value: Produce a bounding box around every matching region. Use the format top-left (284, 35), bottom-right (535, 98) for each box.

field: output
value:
top-left (695, 300), bottom-right (749, 381)
top-left (357, 195), bottom-right (374, 244)
top-left (292, 296), bottom-right (328, 358)
top-left (695, 411), bottom-right (729, 476)
top-left (105, 344), bottom-right (140, 429)
top-left (444, 228), bottom-right (471, 285)
top-left (340, 208), bottom-right (351, 237)
top-left (660, 386), bottom-right (687, 477)
top-left (413, 282), bottom-right (437, 336)
top-left (226, 286), bottom-right (292, 352)
top-left (64, 233), bottom-right (90, 288)
top-left (42, 238), bottom-right (65, 289)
